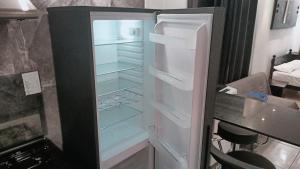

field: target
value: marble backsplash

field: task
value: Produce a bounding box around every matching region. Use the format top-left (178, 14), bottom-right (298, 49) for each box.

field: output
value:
top-left (0, 74), bottom-right (44, 150)
top-left (0, 0), bottom-right (144, 148)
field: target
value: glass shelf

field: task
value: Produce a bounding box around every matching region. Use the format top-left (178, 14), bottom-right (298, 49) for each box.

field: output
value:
top-left (99, 105), bottom-right (142, 130)
top-left (96, 62), bottom-right (138, 76)
top-left (96, 78), bottom-right (139, 96)
top-left (94, 39), bottom-right (143, 46)
top-left (97, 89), bottom-right (141, 111)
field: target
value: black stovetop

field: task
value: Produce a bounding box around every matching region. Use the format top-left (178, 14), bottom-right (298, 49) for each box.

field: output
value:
top-left (0, 138), bottom-right (81, 169)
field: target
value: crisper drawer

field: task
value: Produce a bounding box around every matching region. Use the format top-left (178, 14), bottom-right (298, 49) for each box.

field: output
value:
top-left (156, 111), bottom-right (191, 162)
top-left (100, 111), bottom-right (148, 161)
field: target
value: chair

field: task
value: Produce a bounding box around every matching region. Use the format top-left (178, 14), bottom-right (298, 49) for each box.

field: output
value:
top-left (217, 122), bottom-right (258, 151)
top-left (210, 145), bottom-right (276, 169)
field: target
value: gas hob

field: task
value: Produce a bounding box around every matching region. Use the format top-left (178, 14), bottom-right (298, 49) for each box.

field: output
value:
top-left (0, 138), bottom-right (80, 169)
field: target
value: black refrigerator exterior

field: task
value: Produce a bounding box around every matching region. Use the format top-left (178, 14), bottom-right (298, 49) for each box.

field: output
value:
top-left (47, 6), bottom-right (225, 169)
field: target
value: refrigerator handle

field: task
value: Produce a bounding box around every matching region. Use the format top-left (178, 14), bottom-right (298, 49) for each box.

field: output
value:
top-left (154, 10), bottom-right (160, 23)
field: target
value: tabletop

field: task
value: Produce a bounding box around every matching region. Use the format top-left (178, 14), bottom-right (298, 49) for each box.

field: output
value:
top-left (214, 93), bottom-right (300, 147)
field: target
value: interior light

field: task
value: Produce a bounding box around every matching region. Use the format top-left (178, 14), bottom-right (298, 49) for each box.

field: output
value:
top-left (18, 0), bottom-right (31, 11)
top-left (272, 108), bottom-right (276, 112)
top-left (261, 118), bottom-right (265, 121)
top-left (120, 20), bottom-right (140, 40)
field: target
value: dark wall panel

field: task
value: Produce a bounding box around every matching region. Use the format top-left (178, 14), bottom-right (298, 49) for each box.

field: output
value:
top-left (194, 0), bottom-right (258, 84)
top-left (219, 0), bottom-right (258, 84)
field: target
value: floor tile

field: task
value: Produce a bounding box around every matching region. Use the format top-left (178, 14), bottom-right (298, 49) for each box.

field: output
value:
top-left (255, 140), bottom-right (299, 169)
top-left (283, 89), bottom-right (300, 106)
top-left (290, 152), bottom-right (300, 169)
top-left (273, 139), bottom-right (300, 150)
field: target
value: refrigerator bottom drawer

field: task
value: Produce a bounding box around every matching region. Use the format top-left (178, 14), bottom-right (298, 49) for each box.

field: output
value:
top-left (100, 113), bottom-right (148, 161)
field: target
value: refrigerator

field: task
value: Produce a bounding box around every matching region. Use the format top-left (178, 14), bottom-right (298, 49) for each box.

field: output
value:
top-left (47, 6), bottom-right (225, 169)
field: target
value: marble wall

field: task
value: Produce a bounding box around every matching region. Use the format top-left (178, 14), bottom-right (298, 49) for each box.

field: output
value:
top-left (0, 0), bottom-right (144, 148)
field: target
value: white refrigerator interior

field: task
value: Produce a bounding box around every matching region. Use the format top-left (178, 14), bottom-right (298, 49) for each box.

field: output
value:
top-left (91, 12), bottom-right (212, 169)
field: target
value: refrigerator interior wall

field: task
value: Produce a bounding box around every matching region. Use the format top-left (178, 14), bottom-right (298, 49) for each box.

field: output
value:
top-left (92, 15), bottom-right (155, 169)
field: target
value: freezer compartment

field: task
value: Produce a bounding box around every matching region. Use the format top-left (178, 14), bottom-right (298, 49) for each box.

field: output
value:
top-left (99, 111), bottom-right (148, 161)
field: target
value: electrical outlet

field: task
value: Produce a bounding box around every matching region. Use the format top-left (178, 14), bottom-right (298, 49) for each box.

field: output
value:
top-left (22, 71), bottom-right (42, 96)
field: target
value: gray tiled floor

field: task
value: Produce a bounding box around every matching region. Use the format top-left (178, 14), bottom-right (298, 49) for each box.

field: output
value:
top-left (255, 139), bottom-right (300, 169)
top-left (283, 89), bottom-right (300, 107)
top-left (210, 138), bottom-right (300, 169)
top-left (290, 152), bottom-right (300, 169)
top-left (264, 89), bottom-right (300, 169)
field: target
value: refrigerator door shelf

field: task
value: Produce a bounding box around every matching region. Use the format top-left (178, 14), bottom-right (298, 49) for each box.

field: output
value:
top-left (155, 111), bottom-right (190, 161)
top-left (150, 20), bottom-right (207, 49)
top-left (148, 66), bottom-right (193, 91)
top-left (149, 33), bottom-right (196, 50)
top-left (153, 101), bottom-right (191, 128)
top-left (151, 139), bottom-right (188, 169)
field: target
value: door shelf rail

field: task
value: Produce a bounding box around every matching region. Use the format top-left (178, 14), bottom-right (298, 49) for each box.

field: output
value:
top-left (153, 102), bottom-right (191, 128)
top-left (149, 66), bottom-right (193, 91)
top-left (149, 33), bottom-right (196, 50)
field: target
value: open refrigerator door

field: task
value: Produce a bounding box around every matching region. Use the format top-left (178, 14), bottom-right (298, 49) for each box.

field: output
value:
top-left (146, 13), bottom-right (213, 169)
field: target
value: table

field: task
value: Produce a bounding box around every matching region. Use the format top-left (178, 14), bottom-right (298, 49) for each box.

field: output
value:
top-left (214, 93), bottom-right (300, 147)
